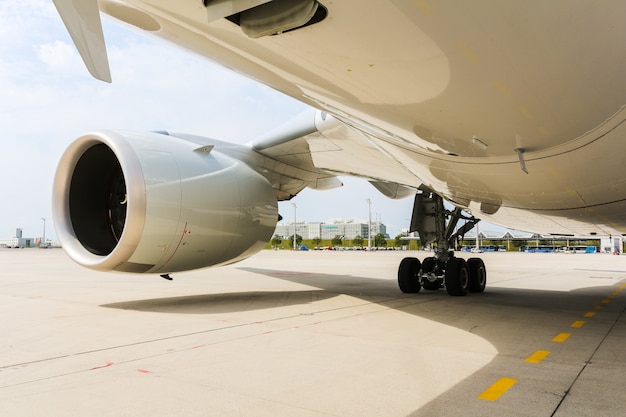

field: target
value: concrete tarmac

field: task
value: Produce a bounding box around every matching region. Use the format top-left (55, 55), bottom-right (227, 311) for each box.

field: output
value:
top-left (1, 248), bottom-right (625, 416)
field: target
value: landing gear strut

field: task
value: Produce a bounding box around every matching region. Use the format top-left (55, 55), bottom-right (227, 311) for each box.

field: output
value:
top-left (397, 192), bottom-right (487, 296)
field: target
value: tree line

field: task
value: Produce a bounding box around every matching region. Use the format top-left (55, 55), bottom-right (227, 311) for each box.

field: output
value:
top-left (266, 235), bottom-right (604, 251)
top-left (266, 234), bottom-right (419, 250)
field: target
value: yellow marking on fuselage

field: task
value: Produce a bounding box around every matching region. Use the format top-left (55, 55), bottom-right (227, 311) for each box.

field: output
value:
top-left (537, 126), bottom-right (550, 137)
top-left (414, 0), bottom-right (434, 16)
top-left (493, 79), bottom-right (511, 96)
top-left (457, 41), bottom-right (480, 65)
top-left (519, 105), bottom-right (534, 120)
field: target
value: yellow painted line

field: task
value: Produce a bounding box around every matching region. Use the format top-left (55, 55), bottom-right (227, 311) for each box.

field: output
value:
top-left (584, 312), bottom-right (596, 318)
top-left (477, 377), bottom-right (518, 401)
top-left (525, 350), bottom-right (550, 364)
top-left (552, 333), bottom-right (571, 343)
top-left (613, 290), bottom-right (622, 295)
top-left (620, 283), bottom-right (626, 290)
top-left (595, 305), bottom-right (604, 310)
top-left (608, 295), bottom-right (616, 299)
top-left (601, 299), bottom-right (610, 304)
top-left (570, 321), bottom-right (585, 328)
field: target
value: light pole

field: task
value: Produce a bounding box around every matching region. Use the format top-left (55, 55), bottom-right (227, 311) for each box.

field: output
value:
top-left (366, 198), bottom-right (371, 251)
top-left (41, 217), bottom-right (46, 248)
top-left (291, 202), bottom-right (297, 251)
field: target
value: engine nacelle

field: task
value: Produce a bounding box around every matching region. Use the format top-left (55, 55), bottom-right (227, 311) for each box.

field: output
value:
top-left (53, 131), bottom-right (278, 273)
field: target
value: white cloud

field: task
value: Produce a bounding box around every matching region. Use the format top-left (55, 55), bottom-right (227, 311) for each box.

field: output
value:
top-left (0, 1), bottom-right (417, 241)
top-left (37, 40), bottom-right (81, 72)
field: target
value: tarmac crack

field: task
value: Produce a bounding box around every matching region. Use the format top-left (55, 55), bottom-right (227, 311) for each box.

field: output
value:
top-left (549, 306), bottom-right (626, 417)
top-left (0, 294), bottom-right (425, 389)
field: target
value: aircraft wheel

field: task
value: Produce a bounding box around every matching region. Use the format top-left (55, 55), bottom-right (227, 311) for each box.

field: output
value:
top-left (398, 257), bottom-right (421, 293)
top-left (444, 258), bottom-right (469, 296)
top-left (467, 258), bottom-right (487, 293)
top-left (421, 257), bottom-right (441, 290)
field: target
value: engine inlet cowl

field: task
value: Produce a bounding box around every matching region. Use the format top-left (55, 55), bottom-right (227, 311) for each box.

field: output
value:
top-left (53, 130), bottom-right (278, 273)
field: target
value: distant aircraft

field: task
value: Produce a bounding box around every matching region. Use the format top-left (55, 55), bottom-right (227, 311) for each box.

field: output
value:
top-left (51, 0), bottom-right (626, 296)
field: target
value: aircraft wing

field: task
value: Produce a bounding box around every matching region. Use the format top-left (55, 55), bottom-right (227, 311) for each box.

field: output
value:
top-left (49, 0), bottom-right (626, 281)
top-left (51, 0), bottom-right (626, 237)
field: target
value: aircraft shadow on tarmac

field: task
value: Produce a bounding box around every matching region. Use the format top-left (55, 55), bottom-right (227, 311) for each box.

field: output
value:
top-left (242, 267), bottom-right (626, 417)
top-left (101, 266), bottom-right (622, 328)
top-left (101, 267), bottom-right (626, 416)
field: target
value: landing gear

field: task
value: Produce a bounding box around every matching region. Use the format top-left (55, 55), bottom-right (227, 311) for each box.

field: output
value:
top-left (421, 257), bottom-right (441, 290)
top-left (397, 257), bottom-right (421, 293)
top-left (397, 192), bottom-right (487, 296)
top-left (444, 257), bottom-right (469, 296)
top-left (467, 258), bottom-right (486, 293)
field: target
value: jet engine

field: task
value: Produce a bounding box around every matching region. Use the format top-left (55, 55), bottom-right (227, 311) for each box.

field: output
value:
top-left (53, 131), bottom-right (278, 274)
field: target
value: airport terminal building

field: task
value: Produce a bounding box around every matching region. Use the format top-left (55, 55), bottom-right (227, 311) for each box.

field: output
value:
top-left (275, 219), bottom-right (387, 240)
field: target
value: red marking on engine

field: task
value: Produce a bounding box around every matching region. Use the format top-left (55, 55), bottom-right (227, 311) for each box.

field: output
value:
top-left (163, 222), bottom-right (191, 266)
top-left (137, 369), bottom-right (151, 374)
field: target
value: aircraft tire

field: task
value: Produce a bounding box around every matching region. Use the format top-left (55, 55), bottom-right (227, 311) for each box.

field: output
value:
top-left (467, 258), bottom-right (487, 293)
top-left (444, 258), bottom-right (469, 296)
top-left (398, 257), bottom-right (421, 293)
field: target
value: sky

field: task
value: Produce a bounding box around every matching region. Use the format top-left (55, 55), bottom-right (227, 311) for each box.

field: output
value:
top-left (0, 1), bottom-right (500, 242)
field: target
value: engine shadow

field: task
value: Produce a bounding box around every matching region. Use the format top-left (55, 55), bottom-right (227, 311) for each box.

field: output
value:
top-left (102, 290), bottom-right (338, 314)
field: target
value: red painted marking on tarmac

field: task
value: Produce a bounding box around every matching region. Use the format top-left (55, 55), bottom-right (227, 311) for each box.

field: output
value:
top-left (91, 362), bottom-right (114, 370)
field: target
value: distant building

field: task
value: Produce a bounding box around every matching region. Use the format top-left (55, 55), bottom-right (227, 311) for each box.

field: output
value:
top-left (0, 228), bottom-right (37, 248)
top-left (600, 236), bottom-right (622, 254)
top-left (275, 218), bottom-right (387, 240)
top-left (0, 237), bottom-right (37, 248)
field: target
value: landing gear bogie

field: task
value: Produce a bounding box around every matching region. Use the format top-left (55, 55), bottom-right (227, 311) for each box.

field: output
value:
top-left (397, 255), bottom-right (485, 296)
top-left (396, 191), bottom-right (488, 296)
